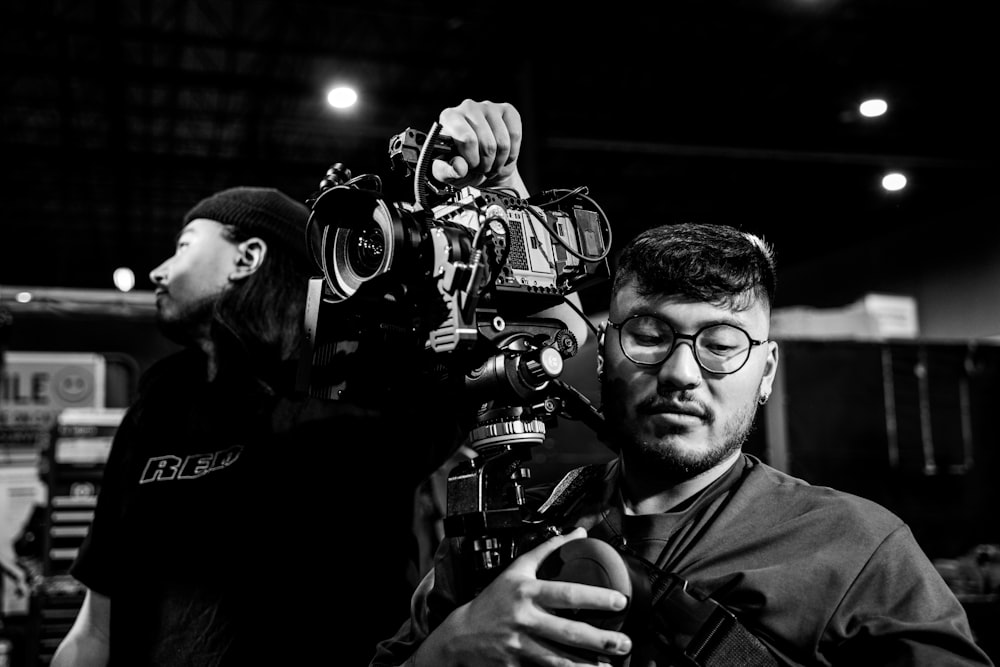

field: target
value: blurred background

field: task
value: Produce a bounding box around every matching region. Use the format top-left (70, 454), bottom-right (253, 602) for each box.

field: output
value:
top-left (1, 1), bottom-right (998, 664)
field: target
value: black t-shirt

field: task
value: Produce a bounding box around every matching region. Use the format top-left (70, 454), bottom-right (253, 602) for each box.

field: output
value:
top-left (72, 348), bottom-right (464, 666)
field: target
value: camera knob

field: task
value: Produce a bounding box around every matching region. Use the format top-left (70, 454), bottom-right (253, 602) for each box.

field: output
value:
top-left (521, 346), bottom-right (564, 385)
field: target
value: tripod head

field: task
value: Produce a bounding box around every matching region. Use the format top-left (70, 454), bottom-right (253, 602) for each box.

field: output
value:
top-left (442, 312), bottom-right (606, 597)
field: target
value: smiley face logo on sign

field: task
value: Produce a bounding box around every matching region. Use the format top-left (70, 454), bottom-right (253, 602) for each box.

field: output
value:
top-left (52, 366), bottom-right (94, 405)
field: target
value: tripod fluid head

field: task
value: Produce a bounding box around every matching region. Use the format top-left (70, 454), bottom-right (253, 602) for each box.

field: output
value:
top-left (442, 313), bottom-right (606, 596)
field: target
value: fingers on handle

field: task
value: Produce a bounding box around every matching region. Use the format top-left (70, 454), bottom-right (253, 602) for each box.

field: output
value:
top-left (498, 102), bottom-right (522, 167)
top-left (482, 102), bottom-right (519, 176)
top-left (430, 157), bottom-right (467, 183)
top-left (438, 100), bottom-right (484, 172)
top-left (438, 99), bottom-right (521, 178)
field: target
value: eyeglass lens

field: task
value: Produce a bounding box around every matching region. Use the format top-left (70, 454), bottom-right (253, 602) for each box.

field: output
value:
top-left (619, 316), bottom-right (754, 373)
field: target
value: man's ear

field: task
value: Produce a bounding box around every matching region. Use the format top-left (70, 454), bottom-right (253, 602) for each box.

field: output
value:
top-left (230, 237), bottom-right (267, 282)
top-left (759, 341), bottom-right (779, 397)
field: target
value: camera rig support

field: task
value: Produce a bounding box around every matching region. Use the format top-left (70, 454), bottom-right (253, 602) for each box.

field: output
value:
top-left (300, 122), bottom-right (612, 597)
top-left (440, 311), bottom-right (609, 596)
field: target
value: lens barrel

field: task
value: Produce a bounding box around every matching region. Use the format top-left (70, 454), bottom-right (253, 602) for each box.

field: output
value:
top-left (310, 186), bottom-right (422, 301)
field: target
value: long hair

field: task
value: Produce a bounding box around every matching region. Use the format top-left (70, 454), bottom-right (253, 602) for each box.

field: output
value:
top-left (211, 225), bottom-right (315, 382)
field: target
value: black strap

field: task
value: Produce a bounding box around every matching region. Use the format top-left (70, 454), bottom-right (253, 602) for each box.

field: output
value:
top-left (539, 464), bottom-right (779, 667)
top-left (643, 566), bottom-right (778, 667)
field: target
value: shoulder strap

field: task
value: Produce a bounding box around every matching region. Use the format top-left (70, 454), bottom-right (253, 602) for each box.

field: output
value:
top-left (637, 559), bottom-right (779, 666)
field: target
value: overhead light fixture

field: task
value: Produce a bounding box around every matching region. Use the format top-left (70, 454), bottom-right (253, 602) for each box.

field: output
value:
top-left (859, 98), bottom-right (888, 118)
top-left (881, 172), bottom-right (907, 192)
top-left (326, 86), bottom-right (358, 109)
top-left (113, 267), bottom-right (136, 292)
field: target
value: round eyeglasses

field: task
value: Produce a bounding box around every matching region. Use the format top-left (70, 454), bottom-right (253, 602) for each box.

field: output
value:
top-left (607, 314), bottom-right (767, 375)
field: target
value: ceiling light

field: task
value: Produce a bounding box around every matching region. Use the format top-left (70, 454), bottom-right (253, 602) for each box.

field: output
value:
top-left (859, 98), bottom-right (888, 118)
top-left (326, 86), bottom-right (358, 109)
top-left (113, 267), bottom-right (136, 292)
top-left (881, 172), bottom-right (907, 191)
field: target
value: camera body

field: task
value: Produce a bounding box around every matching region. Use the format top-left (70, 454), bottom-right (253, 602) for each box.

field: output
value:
top-left (298, 124), bottom-right (611, 398)
top-left (305, 128), bottom-right (608, 351)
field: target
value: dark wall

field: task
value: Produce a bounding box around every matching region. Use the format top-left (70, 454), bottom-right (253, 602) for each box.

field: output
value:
top-left (773, 338), bottom-right (1000, 560)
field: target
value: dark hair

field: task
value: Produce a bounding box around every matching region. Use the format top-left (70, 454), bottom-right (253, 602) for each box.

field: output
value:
top-left (211, 225), bottom-right (312, 376)
top-left (613, 223), bottom-right (777, 312)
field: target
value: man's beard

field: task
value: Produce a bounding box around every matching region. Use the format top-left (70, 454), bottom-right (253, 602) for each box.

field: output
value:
top-left (155, 293), bottom-right (218, 346)
top-left (600, 375), bottom-right (760, 480)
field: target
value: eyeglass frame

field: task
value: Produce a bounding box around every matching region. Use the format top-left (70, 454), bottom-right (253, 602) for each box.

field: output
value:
top-left (606, 314), bottom-right (768, 375)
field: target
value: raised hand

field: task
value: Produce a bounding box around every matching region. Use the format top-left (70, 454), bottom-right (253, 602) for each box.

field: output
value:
top-left (433, 99), bottom-right (527, 196)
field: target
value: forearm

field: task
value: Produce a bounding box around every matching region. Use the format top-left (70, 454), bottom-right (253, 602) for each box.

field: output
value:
top-left (497, 169), bottom-right (529, 199)
top-left (51, 632), bottom-right (110, 667)
top-left (51, 588), bottom-right (111, 667)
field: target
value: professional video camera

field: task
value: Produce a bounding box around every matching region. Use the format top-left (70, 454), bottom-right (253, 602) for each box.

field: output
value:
top-left (297, 121), bottom-right (613, 596)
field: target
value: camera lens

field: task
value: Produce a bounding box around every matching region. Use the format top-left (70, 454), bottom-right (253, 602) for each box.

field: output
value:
top-left (346, 223), bottom-right (386, 279)
top-left (311, 185), bottom-right (427, 302)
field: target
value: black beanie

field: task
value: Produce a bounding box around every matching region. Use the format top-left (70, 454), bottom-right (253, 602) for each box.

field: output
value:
top-left (183, 186), bottom-right (316, 272)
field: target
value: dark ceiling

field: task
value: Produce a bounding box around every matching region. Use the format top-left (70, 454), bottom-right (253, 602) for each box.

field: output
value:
top-left (3, 0), bottom-right (997, 310)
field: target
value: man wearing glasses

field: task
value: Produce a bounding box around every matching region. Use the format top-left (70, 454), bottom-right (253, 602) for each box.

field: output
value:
top-left (372, 223), bottom-right (992, 666)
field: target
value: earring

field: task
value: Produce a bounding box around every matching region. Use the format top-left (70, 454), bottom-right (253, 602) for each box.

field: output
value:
top-left (758, 393), bottom-right (770, 406)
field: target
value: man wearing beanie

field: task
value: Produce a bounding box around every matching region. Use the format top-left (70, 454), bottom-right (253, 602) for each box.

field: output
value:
top-left (181, 186), bottom-right (318, 273)
top-left (52, 99), bottom-right (532, 667)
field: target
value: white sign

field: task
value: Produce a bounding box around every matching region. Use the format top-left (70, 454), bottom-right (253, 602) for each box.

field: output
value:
top-left (0, 352), bottom-right (106, 442)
